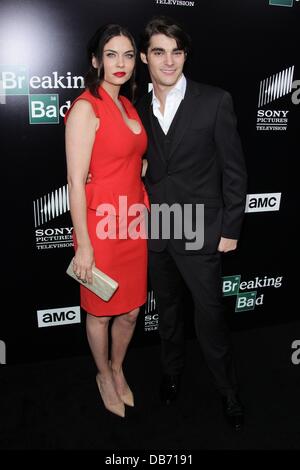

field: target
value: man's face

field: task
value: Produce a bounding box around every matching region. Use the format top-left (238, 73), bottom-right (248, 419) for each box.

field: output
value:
top-left (140, 34), bottom-right (186, 89)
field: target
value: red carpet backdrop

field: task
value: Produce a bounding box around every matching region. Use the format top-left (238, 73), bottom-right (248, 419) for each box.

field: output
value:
top-left (0, 0), bottom-right (297, 364)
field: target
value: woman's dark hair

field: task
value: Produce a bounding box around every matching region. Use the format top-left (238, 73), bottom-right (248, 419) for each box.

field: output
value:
top-left (139, 16), bottom-right (191, 55)
top-left (85, 24), bottom-right (137, 100)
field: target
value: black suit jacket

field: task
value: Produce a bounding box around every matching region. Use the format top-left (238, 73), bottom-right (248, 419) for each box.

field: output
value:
top-left (137, 79), bottom-right (247, 254)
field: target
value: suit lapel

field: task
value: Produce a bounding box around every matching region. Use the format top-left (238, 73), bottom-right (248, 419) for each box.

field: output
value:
top-left (168, 80), bottom-right (202, 160)
top-left (138, 80), bottom-right (202, 164)
top-left (140, 93), bottom-right (167, 165)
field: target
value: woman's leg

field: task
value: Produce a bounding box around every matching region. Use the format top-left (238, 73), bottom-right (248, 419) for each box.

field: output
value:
top-left (110, 308), bottom-right (140, 398)
top-left (86, 313), bottom-right (123, 407)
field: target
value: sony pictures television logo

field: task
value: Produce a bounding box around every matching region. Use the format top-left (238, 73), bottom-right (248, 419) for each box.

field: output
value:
top-left (33, 185), bottom-right (74, 249)
top-left (155, 0), bottom-right (195, 6)
top-left (144, 290), bottom-right (158, 332)
top-left (256, 65), bottom-right (299, 131)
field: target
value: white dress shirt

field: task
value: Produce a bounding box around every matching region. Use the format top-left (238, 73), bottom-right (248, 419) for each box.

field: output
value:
top-left (152, 74), bottom-right (187, 135)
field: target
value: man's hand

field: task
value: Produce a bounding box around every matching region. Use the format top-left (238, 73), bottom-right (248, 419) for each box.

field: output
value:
top-left (141, 159), bottom-right (148, 177)
top-left (217, 237), bottom-right (238, 253)
top-left (86, 172), bottom-right (92, 184)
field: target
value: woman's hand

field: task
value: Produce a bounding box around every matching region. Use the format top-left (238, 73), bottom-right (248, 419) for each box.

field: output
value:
top-left (72, 244), bottom-right (95, 284)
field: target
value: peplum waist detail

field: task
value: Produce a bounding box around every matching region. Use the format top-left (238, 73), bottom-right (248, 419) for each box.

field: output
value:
top-left (85, 182), bottom-right (150, 214)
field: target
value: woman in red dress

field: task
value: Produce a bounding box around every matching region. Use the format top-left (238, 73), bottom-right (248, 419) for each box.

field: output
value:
top-left (65, 24), bottom-right (149, 418)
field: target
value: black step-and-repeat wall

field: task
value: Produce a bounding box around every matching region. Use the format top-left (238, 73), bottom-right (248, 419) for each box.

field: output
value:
top-left (0, 0), bottom-right (297, 365)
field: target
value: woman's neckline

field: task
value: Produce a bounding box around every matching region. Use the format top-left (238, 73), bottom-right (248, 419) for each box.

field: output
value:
top-left (99, 85), bottom-right (142, 136)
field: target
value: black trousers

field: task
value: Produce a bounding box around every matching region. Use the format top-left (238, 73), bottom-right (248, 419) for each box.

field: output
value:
top-left (148, 243), bottom-right (238, 396)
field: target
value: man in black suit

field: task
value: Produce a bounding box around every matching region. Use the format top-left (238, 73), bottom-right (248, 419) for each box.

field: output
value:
top-left (137, 16), bottom-right (247, 431)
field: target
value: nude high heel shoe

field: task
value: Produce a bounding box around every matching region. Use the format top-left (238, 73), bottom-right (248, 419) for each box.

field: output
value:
top-left (119, 388), bottom-right (134, 407)
top-left (95, 373), bottom-right (125, 418)
top-left (109, 360), bottom-right (134, 407)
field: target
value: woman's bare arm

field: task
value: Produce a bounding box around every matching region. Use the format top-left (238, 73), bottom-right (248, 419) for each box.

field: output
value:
top-left (65, 99), bottom-right (99, 282)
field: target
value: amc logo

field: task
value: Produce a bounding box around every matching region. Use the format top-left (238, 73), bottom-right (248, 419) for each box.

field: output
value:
top-left (37, 306), bottom-right (81, 328)
top-left (245, 193), bottom-right (281, 213)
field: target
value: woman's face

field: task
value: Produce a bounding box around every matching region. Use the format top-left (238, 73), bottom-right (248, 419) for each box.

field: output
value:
top-left (99, 35), bottom-right (135, 87)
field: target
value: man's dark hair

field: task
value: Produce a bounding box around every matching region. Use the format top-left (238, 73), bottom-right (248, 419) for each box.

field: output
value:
top-left (139, 16), bottom-right (192, 55)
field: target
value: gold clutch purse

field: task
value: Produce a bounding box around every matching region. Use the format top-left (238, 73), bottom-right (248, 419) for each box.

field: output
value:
top-left (66, 259), bottom-right (119, 302)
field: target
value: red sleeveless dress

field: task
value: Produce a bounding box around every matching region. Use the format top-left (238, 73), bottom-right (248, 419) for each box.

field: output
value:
top-left (65, 86), bottom-right (149, 316)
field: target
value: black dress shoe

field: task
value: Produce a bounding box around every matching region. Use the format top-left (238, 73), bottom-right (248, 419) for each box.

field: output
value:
top-left (222, 394), bottom-right (244, 431)
top-left (160, 374), bottom-right (180, 405)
